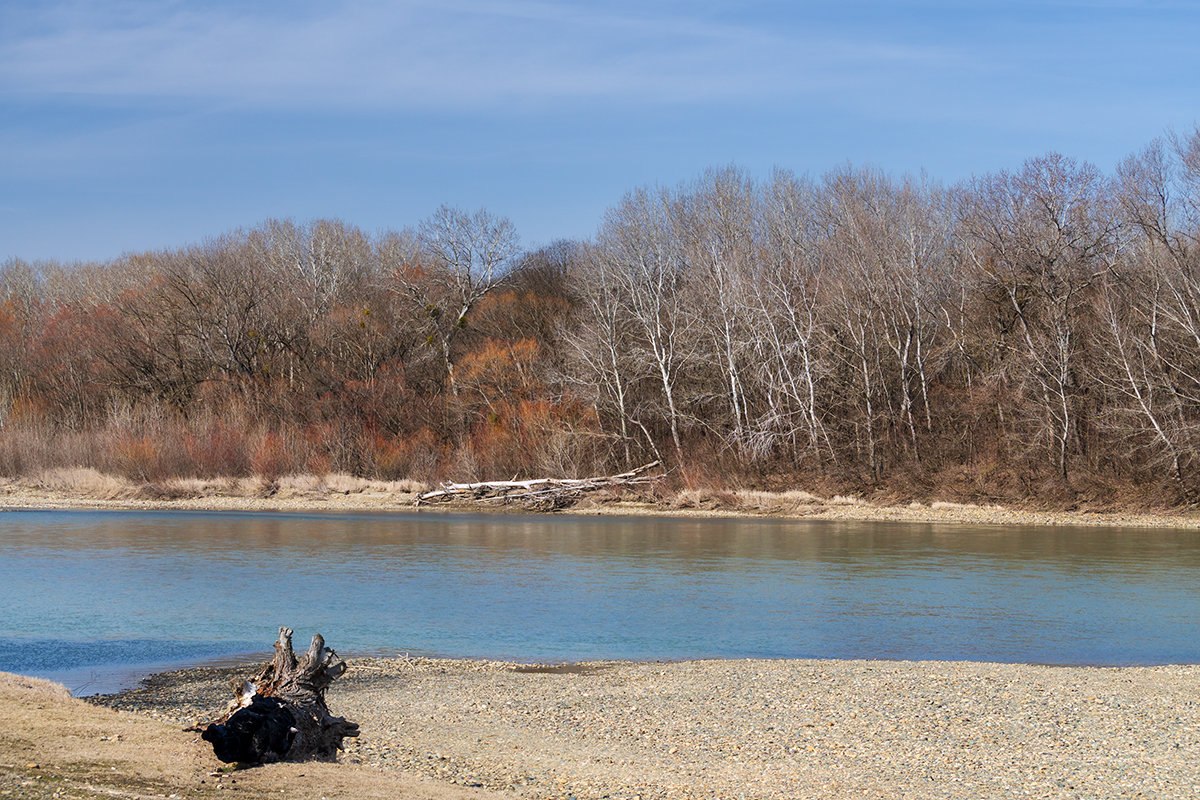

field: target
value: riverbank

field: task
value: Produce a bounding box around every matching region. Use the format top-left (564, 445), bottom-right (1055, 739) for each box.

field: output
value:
top-left (0, 671), bottom-right (504, 800)
top-left (3, 468), bottom-right (1200, 529)
top-left (4, 656), bottom-right (1194, 799)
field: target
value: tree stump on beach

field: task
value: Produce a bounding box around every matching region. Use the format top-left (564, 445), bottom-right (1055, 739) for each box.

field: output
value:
top-left (197, 627), bottom-right (359, 764)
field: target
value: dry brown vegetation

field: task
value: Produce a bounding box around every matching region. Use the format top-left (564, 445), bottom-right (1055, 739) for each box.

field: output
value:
top-left (4, 469), bottom-right (428, 504)
top-left (6, 131), bottom-right (1200, 511)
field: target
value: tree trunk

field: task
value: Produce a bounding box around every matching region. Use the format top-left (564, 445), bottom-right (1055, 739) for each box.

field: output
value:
top-left (415, 461), bottom-right (662, 508)
top-left (198, 627), bottom-right (359, 764)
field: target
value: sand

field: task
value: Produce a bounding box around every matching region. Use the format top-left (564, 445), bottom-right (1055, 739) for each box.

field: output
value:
top-left (55, 656), bottom-right (1200, 800)
top-left (0, 670), bottom-right (504, 799)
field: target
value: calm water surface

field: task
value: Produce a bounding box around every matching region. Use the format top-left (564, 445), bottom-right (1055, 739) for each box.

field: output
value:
top-left (1, 509), bottom-right (1198, 693)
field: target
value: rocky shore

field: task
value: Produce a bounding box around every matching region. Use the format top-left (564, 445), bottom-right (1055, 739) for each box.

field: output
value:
top-left (92, 656), bottom-right (1200, 800)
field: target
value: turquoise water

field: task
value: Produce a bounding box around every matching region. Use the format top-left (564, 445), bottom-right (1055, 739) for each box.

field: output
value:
top-left (2, 509), bottom-right (1198, 694)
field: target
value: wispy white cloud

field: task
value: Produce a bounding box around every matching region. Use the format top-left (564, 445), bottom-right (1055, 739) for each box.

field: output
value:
top-left (0, 0), bottom-right (955, 110)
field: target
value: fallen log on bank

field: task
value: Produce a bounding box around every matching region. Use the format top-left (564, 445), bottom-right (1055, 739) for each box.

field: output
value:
top-left (415, 461), bottom-right (663, 509)
top-left (193, 627), bottom-right (359, 764)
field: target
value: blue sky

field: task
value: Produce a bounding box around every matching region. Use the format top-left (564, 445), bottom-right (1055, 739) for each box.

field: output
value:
top-left (2, 0), bottom-right (1199, 263)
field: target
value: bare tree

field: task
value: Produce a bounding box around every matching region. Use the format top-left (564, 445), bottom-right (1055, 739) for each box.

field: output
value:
top-left (820, 166), bottom-right (896, 479)
top-left (749, 169), bottom-right (833, 463)
top-left (682, 166), bottom-right (757, 454)
top-left (395, 206), bottom-right (519, 396)
top-left (156, 234), bottom-right (297, 408)
top-left (0, 259), bottom-right (43, 427)
top-left (1098, 129), bottom-right (1200, 497)
top-left (875, 175), bottom-right (951, 460)
top-left (563, 242), bottom-right (637, 466)
top-left (594, 188), bottom-right (693, 464)
top-left (962, 154), bottom-right (1119, 481)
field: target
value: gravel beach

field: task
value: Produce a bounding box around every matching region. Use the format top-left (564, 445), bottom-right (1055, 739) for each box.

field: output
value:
top-left (93, 656), bottom-right (1200, 800)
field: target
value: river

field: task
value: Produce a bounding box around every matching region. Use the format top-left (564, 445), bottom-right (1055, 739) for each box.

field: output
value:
top-left (1, 509), bottom-right (1198, 693)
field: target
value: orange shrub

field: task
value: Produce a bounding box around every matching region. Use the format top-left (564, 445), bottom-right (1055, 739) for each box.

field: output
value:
top-left (251, 431), bottom-right (294, 481)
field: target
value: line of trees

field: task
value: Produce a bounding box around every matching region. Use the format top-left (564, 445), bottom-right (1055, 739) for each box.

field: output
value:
top-left (4, 130), bottom-right (1200, 507)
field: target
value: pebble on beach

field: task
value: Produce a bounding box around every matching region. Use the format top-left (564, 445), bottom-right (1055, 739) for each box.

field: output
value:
top-left (94, 657), bottom-right (1200, 800)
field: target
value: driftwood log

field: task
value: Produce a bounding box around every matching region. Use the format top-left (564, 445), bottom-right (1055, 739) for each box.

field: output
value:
top-left (195, 627), bottom-right (359, 764)
top-left (415, 460), bottom-right (662, 509)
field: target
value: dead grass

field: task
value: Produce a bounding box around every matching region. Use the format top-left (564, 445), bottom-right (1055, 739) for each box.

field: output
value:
top-left (930, 500), bottom-right (1007, 512)
top-left (930, 500), bottom-right (977, 511)
top-left (31, 467), bottom-right (134, 499)
top-left (670, 487), bottom-right (831, 513)
top-left (733, 489), bottom-right (823, 508)
top-left (7, 471), bottom-right (429, 504)
top-left (0, 671), bottom-right (71, 700)
top-left (160, 476), bottom-right (243, 496)
top-left (320, 472), bottom-right (429, 495)
top-left (670, 488), bottom-right (736, 510)
top-left (276, 473), bottom-right (325, 493)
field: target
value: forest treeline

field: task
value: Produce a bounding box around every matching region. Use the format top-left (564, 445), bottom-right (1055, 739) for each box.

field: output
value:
top-left (4, 131), bottom-right (1200, 507)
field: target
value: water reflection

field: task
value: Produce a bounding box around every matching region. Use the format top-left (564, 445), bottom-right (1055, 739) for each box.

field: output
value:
top-left (1, 509), bottom-right (1198, 681)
